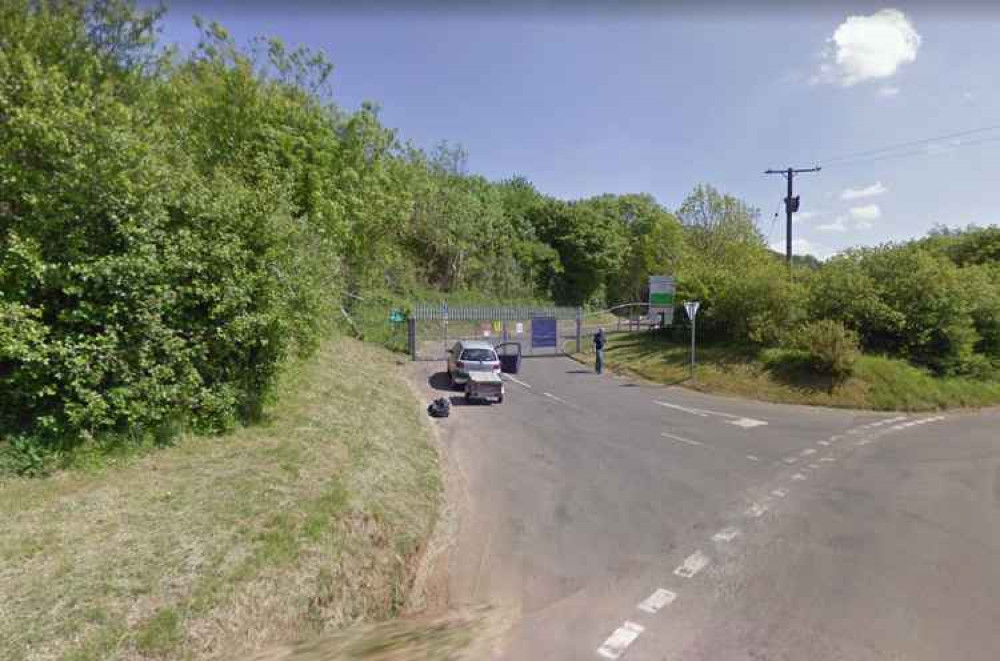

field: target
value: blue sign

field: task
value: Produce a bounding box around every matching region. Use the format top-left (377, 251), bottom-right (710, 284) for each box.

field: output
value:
top-left (531, 317), bottom-right (558, 349)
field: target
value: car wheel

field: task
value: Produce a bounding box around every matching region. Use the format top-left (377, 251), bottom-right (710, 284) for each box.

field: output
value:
top-left (497, 394), bottom-right (504, 404)
top-left (464, 391), bottom-right (471, 403)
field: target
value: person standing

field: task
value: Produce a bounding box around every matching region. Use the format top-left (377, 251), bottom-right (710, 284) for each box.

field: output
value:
top-left (594, 327), bottom-right (606, 374)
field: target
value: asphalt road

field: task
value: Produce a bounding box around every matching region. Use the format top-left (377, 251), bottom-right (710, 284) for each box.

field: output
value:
top-left (408, 356), bottom-right (1000, 661)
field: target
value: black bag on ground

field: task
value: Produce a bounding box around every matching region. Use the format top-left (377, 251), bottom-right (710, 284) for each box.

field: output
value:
top-left (427, 397), bottom-right (451, 418)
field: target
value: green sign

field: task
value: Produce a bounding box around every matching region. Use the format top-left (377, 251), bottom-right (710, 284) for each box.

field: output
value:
top-left (650, 292), bottom-right (674, 306)
top-left (389, 309), bottom-right (405, 323)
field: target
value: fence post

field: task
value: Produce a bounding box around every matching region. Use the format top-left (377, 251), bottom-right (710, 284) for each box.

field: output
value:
top-left (575, 307), bottom-right (582, 354)
top-left (408, 317), bottom-right (417, 361)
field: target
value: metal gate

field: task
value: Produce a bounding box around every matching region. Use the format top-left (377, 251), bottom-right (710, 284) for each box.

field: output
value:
top-left (408, 304), bottom-right (583, 361)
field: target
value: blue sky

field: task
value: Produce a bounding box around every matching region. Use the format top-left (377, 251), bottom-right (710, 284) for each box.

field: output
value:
top-left (157, 3), bottom-right (1000, 259)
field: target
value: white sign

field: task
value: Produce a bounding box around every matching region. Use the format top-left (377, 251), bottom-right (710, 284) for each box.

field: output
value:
top-left (684, 300), bottom-right (700, 321)
top-left (515, 322), bottom-right (524, 334)
top-left (648, 275), bottom-right (676, 325)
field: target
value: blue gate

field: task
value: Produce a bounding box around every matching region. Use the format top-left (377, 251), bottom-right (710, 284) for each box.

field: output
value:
top-left (531, 316), bottom-right (558, 349)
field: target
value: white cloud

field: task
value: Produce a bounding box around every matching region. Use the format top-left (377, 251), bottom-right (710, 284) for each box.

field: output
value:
top-left (849, 204), bottom-right (882, 221)
top-left (814, 9), bottom-right (921, 87)
top-left (841, 182), bottom-right (887, 200)
top-left (795, 210), bottom-right (821, 223)
top-left (818, 216), bottom-right (847, 232)
top-left (877, 86), bottom-right (900, 97)
top-left (855, 219), bottom-right (874, 230)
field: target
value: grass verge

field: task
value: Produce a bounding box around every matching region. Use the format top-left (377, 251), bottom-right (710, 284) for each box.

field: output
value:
top-left (0, 336), bottom-right (441, 661)
top-left (575, 332), bottom-right (1000, 411)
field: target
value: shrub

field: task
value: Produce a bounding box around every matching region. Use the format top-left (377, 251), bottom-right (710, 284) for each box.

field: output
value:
top-left (789, 319), bottom-right (860, 381)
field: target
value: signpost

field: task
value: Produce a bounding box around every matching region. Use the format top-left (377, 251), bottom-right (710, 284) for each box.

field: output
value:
top-left (649, 276), bottom-right (676, 327)
top-left (683, 300), bottom-right (701, 379)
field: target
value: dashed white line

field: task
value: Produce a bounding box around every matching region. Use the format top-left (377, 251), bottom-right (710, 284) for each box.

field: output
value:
top-left (820, 456), bottom-right (836, 463)
top-left (727, 417), bottom-right (769, 428)
top-left (746, 454), bottom-right (760, 462)
top-left (506, 375), bottom-right (532, 389)
top-left (783, 456), bottom-right (799, 464)
top-left (674, 550), bottom-right (711, 578)
top-left (597, 621), bottom-right (645, 659)
top-left (712, 527), bottom-right (741, 542)
top-left (771, 488), bottom-right (789, 498)
top-left (661, 432), bottom-right (705, 447)
top-left (637, 588), bottom-right (677, 614)
top-left (817, 440), bottom-right (830, 446)
top-left (800, 448), bottom-right (817, 456)
top-left (543, 391), bottom-right (570, 405)
top-left (745, 502), bottom-right (768, 518)
top-left (791, 473), bottom-right (807, 481)
top-left (807, 463), bottom-right (821, 469)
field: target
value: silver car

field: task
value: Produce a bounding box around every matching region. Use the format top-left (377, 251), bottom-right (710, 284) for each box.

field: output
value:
top-left (447, 340), bottom-right (501, 386)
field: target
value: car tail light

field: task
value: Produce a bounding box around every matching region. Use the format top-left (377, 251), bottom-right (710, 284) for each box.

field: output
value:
top-left (493, 364), bottom-right (500, 372)
top-left (456, 360), bottom-right (465, 369)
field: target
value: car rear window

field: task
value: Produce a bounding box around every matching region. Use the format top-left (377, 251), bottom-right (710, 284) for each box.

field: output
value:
top-left (460, 348), bottom-right (497, 362)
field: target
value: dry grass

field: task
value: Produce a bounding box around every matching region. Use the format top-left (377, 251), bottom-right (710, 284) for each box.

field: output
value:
top-left (0, 337), bottom-right (442, 661)
top-left (575, 332), bottom-right (1000, 411)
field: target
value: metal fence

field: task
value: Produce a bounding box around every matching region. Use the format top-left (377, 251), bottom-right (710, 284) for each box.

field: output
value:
top-left (408, 304), bottom-right (584, 361)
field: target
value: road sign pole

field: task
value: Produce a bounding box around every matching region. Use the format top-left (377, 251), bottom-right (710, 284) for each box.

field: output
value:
top-left (690, 315), bottom-right (696, 379)
top-left (683, 300), bottom-right (700, 381)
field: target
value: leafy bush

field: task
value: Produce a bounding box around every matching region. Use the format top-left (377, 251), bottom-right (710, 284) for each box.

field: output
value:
top-left (788, 320), bottom-right (860, 381)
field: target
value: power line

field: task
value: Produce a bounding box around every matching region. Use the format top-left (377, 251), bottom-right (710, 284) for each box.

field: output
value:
top-left (821, 133), bottom-right (1000, 169)
top-left (765, 198), bottom-right (782, 244)
top-left (817, 123), bottom-right (1000, 166)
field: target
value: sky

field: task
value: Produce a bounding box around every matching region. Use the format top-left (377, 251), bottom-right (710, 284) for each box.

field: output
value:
top-left (156, 1), bottom-right (1000, 259)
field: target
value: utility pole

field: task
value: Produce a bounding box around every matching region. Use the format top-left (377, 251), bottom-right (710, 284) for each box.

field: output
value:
top-left (764, 166), bottom-right (821, 269)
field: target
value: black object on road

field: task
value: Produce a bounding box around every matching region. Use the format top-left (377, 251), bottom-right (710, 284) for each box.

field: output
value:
top-left (495, 342), bottom-right (522, 374)
top-left (427, 397), bottom-right (451, 418)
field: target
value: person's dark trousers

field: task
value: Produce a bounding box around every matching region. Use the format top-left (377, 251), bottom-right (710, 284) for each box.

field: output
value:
top-left (596, 348), bottom-right (604, 374)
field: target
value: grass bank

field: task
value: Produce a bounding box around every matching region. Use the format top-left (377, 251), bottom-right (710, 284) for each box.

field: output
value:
top-left (575, 332), bottom-right (1000, 411)
top-left (0, 336), bottom-right (442, 661)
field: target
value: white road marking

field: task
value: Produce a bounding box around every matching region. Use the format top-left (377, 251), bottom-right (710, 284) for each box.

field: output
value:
top-left (728, 417), bottom-right (769, 428)
top-left (829, 435), bottom-right (844, 442)
top-left (791, 473), bottom-right (807, 481)
top-left (817, 440), bottom-right (830, 446)
top-left (746, 454), bottom-right (760, 462)
top-left (712, 527), bottom-right (741, 542)
top-left (661, 432), bottom-right (705, 447)
top-left (745, 502), bottom-right (768, 518)
top-left (783, 456), bottom-right (799, 464)
top-left (654, 401), bottom-right (708, 417)
top-left (543, 391), bottom-right (570, 405)
top-left (807, 463), bottom-right (821, 469)
top-left (674, 551), bottom-right (711, 578)
top-left (800, 448), bottom-right (817, 456)
top-left (890, 424), bottom-right (906, 431)
top-left (820, 456), bottom-right (836, 463)
top-left (597, 621), bottom-right (645, 659)
top-left (771, 488), bottom-right (789, 498)
top-left (655, 400), bottom-right (768, 427)
top-left (637, 588), bottom-right (677, 614)
top-left (506, 375), bottom-right (532, 389)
